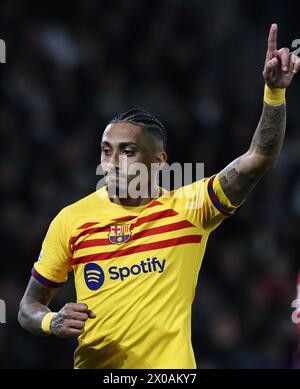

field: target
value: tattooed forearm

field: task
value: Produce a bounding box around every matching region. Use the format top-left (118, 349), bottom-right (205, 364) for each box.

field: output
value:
top-left (219, 102), bottom-right (286, 206)
top-left (18, 277), bottom-right (59, 336)
top-left (250, 102), bottom-right (286, 157)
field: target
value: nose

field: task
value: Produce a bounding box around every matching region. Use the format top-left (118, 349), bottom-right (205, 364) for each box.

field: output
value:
top-left (103, 152), bottom-right (129, 176)
top-left (107, 151), bottom-right (119, 170)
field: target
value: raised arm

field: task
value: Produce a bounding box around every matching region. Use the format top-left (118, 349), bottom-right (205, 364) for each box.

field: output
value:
top-left (219, 24), bottom-right (299, 206)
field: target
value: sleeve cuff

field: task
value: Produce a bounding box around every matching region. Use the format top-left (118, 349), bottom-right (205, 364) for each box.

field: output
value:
top-left (207, 175), bottom-right (238, 217)
top-left (31, 267), bottom-right (65, 288)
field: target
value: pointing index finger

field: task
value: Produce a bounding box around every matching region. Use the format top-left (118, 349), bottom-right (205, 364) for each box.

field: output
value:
top-left (267, 23), bottom-right (278, 60)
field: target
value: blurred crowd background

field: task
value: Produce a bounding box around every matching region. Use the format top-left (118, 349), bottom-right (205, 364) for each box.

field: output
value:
top-left (0, 0), bottom-right (300, 368)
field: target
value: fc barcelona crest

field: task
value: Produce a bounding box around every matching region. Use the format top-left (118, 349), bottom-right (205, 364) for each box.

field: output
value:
top-left (108, 224), bottom-right (132, 245)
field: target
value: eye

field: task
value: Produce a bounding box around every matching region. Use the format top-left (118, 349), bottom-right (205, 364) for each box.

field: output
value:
top-left (101, 148), bottom-right (112, 156)
top-left (122, 149), bottom-right (135, 156)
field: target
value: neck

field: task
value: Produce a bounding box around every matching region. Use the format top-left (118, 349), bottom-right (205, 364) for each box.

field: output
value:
top-left (107, 185), bottom-right (160, 207)
top-left (110, 196), bottom-right (154, 207)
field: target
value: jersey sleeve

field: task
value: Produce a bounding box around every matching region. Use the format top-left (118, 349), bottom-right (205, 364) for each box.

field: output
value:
top-left (31, 210), bottom-right (72, 287)
top-left (172, 173), bottom-right (244, 232)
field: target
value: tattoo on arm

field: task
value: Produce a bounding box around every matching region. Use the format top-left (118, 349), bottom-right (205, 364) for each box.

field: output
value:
top-left (18, 277), bottom-right (60, 336)
top-left (219, 168), bottom-right (238, 187)
top-left (219, 158), bottom-right (259, 205)
top-left (251, 103), bottom-right (286, 156)
top-left (219, 102), bottom-right (286, 205)
top-left (50, 312), bottom-right (64, 334)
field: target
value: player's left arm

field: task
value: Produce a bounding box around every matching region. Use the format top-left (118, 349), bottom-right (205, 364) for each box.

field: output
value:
top-left (219, 23), bottom-right (300, 206)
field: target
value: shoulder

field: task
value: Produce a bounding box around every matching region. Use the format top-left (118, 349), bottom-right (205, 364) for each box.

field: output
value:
top-left (56, 190), bottom-right (108, 226)
top-left (158, 178), bottom-right (207, 211)
top-left (170, 178), bottom-right (207, 200)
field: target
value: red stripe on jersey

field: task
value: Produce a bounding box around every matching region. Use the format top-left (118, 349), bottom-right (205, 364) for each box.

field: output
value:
top-left (71, 234), bottom-right (202, 265)
top-left (77, 222), bottom-right (99, 230)
top-left (112, 215), bottom-right (137, 223)
top-left (110, 201), bottom-right (162, 223)
top-left (70, 226), bottom-right (109, 245)
top-left (133, 209), bottom-right (178, 228)
top-left (146, 200), bottom-right (162, 208)
top-left (70, 208), bottom-right (178, 246)
top-left (73, 219), bottom-right (194, 251)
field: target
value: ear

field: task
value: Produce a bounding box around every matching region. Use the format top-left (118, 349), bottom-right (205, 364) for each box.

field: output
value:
top-left (155, 151), bottom-right (167, 168)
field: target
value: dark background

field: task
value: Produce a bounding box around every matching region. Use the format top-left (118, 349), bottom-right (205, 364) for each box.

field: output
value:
top-left (0, 0), bottom-right (300, 368)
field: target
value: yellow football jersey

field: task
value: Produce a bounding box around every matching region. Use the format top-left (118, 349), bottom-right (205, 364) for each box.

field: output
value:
top-left (32, 174), bottom-right (241, 369)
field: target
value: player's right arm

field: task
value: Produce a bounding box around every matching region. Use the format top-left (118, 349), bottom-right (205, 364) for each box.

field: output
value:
top-left (18, 208), bottom-right (96, 337)
top-left (18, 276), bottom-right (96, 337)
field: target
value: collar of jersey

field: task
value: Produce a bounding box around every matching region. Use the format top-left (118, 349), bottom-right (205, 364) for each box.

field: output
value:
top-left (96, 185), bottom-right (169, 211)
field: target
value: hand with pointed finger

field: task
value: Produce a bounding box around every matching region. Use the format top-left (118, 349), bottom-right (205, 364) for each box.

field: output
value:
top-left (263, 23), bottom-right (300, 89)
top-left (50, 302), bottom-right (96, 338)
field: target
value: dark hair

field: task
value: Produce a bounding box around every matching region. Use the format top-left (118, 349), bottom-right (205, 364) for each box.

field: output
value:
top-left (109, 109), bottom-right (167, 150)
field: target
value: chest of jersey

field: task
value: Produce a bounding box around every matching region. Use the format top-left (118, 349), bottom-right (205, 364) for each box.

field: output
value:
top-left (69, 202), bottom-right (203, 299)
